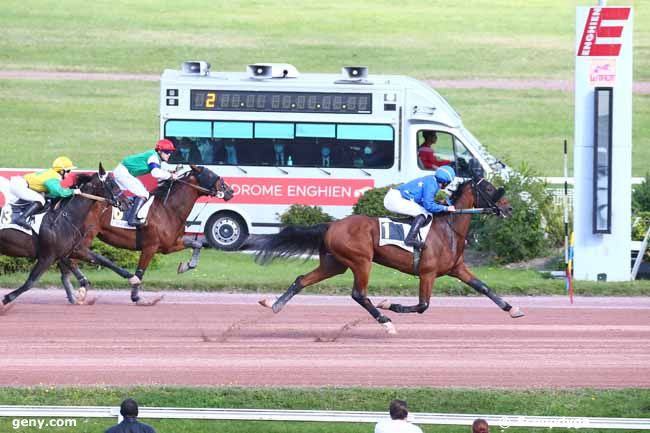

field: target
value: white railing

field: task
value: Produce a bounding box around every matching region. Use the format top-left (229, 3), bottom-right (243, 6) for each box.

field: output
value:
top-left (1, 406), bottom-right (650, 430)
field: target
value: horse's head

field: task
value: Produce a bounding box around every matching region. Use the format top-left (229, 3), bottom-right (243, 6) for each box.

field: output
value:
top-left (73, 163), bottom-right (129, 211)
top-left (189, 165), bottom-right (235, 201)
top-left (471, 175), bottom-right (512, 218)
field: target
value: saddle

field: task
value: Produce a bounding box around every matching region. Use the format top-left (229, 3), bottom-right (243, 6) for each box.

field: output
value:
top-left (0, 199), bottom-right (51, 234)
top-left (387, 214), bottom-right (433, 226)
top-left (110, 196), bottom-right (154, 229)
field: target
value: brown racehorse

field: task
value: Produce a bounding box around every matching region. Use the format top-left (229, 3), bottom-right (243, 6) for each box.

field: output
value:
top-left (74, 165), bottom-right (234, 304)
top-left (1, 165), bottom-right (131, 308)
top-left (255, 173), bottom-right (524, 334)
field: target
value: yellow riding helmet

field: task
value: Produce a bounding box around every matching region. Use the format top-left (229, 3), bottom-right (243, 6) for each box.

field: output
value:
top-left (52, 156), bottom-right (77, 172)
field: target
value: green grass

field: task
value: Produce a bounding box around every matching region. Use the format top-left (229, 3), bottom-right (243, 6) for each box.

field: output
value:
top-left (2, 249), bottom-right (650, 295)
top-left (0, 386), bottom-right (648, 433)
top-left (1, 79), bottom-right (649, 176)
top-left (0, 0), bottom-right (648, 81)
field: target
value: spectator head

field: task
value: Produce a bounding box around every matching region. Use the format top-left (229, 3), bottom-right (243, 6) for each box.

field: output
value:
top-left (472, 418), bottom-right (490, 433)
top-left (120, 399), bottom-right (139, 418)
top-left (388, 399), bottom-right (409, 420)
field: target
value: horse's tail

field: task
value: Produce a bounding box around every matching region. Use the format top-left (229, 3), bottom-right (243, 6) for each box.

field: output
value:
top-left (254, 223), bottom-right (330, 265)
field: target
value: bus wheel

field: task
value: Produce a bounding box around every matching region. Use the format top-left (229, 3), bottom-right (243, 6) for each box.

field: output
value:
top-left (204, 212), bottom-right (248, 251)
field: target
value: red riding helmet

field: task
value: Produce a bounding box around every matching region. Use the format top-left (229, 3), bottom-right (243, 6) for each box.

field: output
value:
top-left (155, 139), bottom-right (176, 152)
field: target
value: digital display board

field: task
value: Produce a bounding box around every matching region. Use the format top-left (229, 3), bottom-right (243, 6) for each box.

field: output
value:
top-left (593, 87), bottom-right (613, 234)
top-left (190, 90), bottom-right (372, 114)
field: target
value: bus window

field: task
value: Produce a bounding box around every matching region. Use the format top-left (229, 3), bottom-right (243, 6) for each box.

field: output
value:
top-left (165, 120), bottom-right (212, 164)
top-left (417, 130), bottom-right (453, 170)
top-left (337, 124), bottom-right (394, 169)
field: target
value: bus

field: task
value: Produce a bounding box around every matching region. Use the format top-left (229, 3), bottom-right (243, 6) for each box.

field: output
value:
top-left (160, 61), bottom-right (506, 250)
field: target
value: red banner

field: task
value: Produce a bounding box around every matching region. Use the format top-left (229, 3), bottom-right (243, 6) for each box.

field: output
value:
top-left (0, 170), bottom-right (375, 207)
top-left (577, 7), bottom-right (631, 57)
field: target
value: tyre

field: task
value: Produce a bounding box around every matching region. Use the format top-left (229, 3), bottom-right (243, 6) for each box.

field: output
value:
top-left (204, 212), bottom-right (248, 251)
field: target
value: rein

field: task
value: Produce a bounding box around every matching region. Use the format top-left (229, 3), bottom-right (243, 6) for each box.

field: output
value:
top-left (176, 179), bottom-right (213, 194)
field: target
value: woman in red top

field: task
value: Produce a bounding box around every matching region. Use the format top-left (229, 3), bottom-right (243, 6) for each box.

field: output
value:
top-left (418, 131), bottom-right (451, 169)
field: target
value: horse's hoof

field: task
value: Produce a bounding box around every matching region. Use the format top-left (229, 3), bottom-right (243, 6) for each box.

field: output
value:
top-left (509, 306), bottom-right (525, 318)
top-left (381, 321), bottom-right (397, 335)
top-left (177, 262), bottom-right (190, 274)
top-left (128, 275), bottom-right (142, 286)
top-left (377, 299), bottom-right (392, 310)
top-left (258, 298), bottom-right (275, 309)
top-left (0, 303), bottom-right (15, 316)
top-left (136, 295), bottom-right (164, 306)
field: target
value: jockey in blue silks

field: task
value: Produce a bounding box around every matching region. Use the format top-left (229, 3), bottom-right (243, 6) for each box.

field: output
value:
top-left (383, 165), bottom-right (457, 249)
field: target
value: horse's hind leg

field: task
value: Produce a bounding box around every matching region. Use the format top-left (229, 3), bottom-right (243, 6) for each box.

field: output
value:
top-left (260, 253), bottom-right (348, 313)
top-left (451, 264), bottom-right (524, 318)
top-left (349, 262), bottom-right (396, 334)
top-left (177, 239), bottom-right (202, 274)
top-left (2, 256), bottom-right (55, 307)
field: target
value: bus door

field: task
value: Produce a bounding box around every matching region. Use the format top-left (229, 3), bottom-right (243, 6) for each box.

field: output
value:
top-left (410, 126), bottom-right (478, 178)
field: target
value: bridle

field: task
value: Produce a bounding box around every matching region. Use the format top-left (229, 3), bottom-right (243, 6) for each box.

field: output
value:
top-left (174, 169), bottom-right (234, 200)
top-left (469, 177), bottom-right (504, 217)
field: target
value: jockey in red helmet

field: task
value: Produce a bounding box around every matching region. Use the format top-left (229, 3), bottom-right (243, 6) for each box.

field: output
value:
top-left (113, 139), bottom-right (178, 226)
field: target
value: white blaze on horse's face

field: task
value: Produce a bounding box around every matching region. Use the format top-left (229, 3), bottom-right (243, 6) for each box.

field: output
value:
top-left (98, 172), bottom-right (108, 183)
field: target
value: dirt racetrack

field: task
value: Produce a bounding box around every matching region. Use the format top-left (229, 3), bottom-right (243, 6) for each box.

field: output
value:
top-left (0, 290), bottom-right (648, 388)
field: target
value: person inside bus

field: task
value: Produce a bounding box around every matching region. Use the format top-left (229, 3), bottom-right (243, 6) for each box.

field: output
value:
top-left (9, 156), bottom-right (80, 229)
top-left (273, 140), bottom-right (285, 166)
top-left (113, 139), bottom-right (178, 227)
top-left (176, 137), bottom-right (202, 164)
top-left (383, 165), bottom-right (457, 250)
top-left (224, 139), bottom-right (238, 165)
top-left (418, 131), bottom-right (452, 170)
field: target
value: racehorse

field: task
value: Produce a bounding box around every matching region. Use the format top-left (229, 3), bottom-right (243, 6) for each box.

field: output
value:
top-left (75, 165), bottom-right (234, 304)
top-left (255, 172), bottom-right (524, 334)
top-left (1, 164), bottom-right (130, 308)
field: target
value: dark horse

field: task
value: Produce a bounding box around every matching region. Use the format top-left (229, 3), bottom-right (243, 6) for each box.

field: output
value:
top-left (255, 173), bottom-right (524, 334)
top-left (1, 164), bottom-right (130, 308)
top-left (73, 165), bottom-right (234, 303)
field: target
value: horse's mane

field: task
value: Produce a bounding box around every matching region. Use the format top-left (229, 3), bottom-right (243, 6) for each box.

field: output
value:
top-left (448, 179), bottom-right (472, 204)
top-left (151, 171), bottom-right (192, 199)
top-left (71, 173), bottom-right (95, 188)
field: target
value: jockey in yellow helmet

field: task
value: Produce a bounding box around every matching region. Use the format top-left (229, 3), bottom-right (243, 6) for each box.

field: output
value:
top-left (9, 156), bottom-right (81, 230)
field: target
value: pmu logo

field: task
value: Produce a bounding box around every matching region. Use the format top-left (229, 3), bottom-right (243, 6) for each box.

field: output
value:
top-left (578, 7), bottom-right (631, 57)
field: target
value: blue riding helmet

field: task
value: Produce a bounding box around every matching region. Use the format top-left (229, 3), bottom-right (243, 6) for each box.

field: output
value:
top-left (434, 165), bottom-right (456, 184)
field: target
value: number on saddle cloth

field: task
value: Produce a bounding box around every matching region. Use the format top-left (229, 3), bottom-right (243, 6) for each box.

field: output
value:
top-left (378, 216), bottom-right (433, 248)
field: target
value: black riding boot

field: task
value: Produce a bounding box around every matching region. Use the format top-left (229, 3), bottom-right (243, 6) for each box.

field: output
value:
top-left (404, 214), bottom-right (426, 250)
top-left (14, 202), bottom-right (43, 230)
top-left (126, 196), bottom-right (146, 227)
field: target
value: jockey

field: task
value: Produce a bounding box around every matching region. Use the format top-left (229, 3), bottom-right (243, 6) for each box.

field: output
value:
top-left (9, 156), bottom-right (80, 229)
top-left (383, 165), bottom-right (457, 249)
top-left (113, 139), bottom-right (178, 226)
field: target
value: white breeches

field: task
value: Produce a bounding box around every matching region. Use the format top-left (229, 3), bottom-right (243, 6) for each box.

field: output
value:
top-left (383, 188), bottom-right (428, 217)
top-left (114, 164), bottom-right (150, 198)
top-left (9, 176), bottom-right (45, 204)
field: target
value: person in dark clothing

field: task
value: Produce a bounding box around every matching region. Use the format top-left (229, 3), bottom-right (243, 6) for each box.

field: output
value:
top-left (105, 399), bottom-right (156, 433)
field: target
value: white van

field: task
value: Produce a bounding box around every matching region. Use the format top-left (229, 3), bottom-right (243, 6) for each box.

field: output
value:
top-left (160, 61), bottom-right (506, 249)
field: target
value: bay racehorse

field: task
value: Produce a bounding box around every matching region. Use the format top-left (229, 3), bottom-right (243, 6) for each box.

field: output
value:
top-left (74, 165), bottom-right (234, 304)
top-left (1, 164), bottom-right (131, 308)
top-left (255, 172), bottom-right (524, 334)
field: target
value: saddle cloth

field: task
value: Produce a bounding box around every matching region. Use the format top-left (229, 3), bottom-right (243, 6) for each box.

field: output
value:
top-left (377, 217), bottom-right (432, 253)
top-left (0, 205), bottom-right (45, 235)
top-left (110, 196), bottom-right (154, 230)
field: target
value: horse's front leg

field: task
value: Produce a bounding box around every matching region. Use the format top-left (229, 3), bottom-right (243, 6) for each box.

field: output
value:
top-left (378, 274), bottom-right (433, 314)
top-left (177, 239), bottom-right (203, 274)
top-left (451, 263), bottom-right (524, 318)
top-left (58, 259), bottom-right (91, 305)
top-left (129, 245), bottom-right (163, 306)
